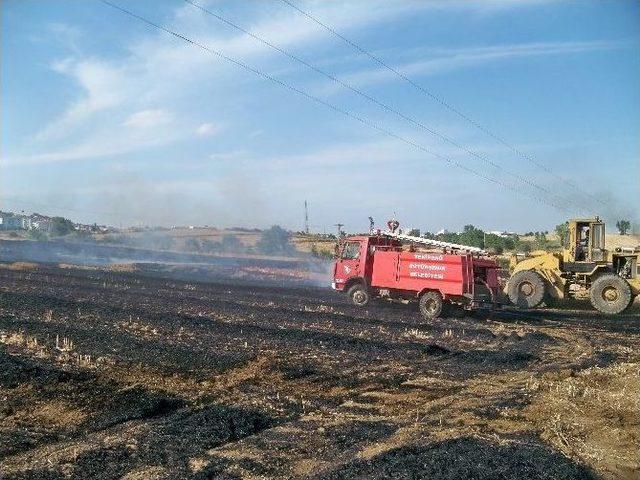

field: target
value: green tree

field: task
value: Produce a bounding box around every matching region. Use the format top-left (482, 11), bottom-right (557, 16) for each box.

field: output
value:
top-left (503, 236), bottom-right (516, 251)
top-left (616, 219), bottom-right (631, 235)
top-left (483, 233), bottom-right (517, 254)
top-left (484, 234), bottom-right (504, 254)
top-left (257, 225), bottom-right (294, 255)
top-left (554, 222), bottom-right (569, 247)
top-left (50, 217), bottom-right (75, 236)
top-left (534, 232), bottom-right (548, 250)
top-left (516, 239), bottom-right (533, 253)
top-left (484, 237), bottom-right (503, 254)
top-left (459, 225), bottom-right (485, 249)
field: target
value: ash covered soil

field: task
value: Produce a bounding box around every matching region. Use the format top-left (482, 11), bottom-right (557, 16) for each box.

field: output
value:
top-left (0, 263), bottom-right (638, 479)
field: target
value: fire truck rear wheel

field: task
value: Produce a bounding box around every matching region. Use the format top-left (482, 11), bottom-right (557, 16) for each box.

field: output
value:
top-left (348, 284), bottom-right (370, 307)
top-left (589, 274), bottom-right (632, 315)
top-left (419, 291), bottom-right (447, 320)
top-left (507, 270), bottom-right (545, 309)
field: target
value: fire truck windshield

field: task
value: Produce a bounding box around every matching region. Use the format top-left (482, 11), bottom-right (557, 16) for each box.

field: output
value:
top-left (341, 242), bottom-right (360, 260)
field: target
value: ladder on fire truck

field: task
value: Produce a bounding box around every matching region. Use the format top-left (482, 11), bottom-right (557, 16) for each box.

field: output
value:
top-left (381, 231), bottom-right (488, 255)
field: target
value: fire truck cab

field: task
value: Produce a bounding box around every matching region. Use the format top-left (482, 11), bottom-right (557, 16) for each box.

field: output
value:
top-left (332, 234), bottom-right (499, 320)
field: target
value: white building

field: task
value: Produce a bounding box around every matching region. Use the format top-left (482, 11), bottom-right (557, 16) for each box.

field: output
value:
top-left (0, 213), bottom-right (27, 230)
top-left (488, 230), bottom-right (517, 238)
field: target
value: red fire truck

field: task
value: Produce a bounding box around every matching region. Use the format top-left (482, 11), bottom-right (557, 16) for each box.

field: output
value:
top-left (332, 231), bottom-right (500, 320)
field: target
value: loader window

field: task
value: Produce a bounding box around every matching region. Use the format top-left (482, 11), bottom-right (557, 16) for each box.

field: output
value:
top-left (341, 242), bottom-right (360, 260)
top-left (591, 223), bottom-right (604, 250)
top-left (575, 225), bottom-right (589, 261)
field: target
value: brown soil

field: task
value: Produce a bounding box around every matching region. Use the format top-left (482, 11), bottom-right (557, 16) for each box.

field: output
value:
top-left (0, 263), bottom-right (638, 479)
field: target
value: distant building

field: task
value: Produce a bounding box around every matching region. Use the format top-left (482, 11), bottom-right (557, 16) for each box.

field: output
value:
top-left (0, 210), bottom-right (111, 234)
top-left (35, 219), bottom-right (53, 232)
top-left (1, 214), bottom-right (20, 230)
top-left (74, 223), bottom-right (93, 233)
top-left (74, 223), bottom-right (109, 233)
top-left (0, 213), bottom-right (28, 230)
top-left (488, 230), bottom-right (518, 238)
top-left (436, 228), bottom-right (450, 235)
top-left (29, 214), bottom-right (53, 232)
top-left (0, 212), bottom-right (58, 231)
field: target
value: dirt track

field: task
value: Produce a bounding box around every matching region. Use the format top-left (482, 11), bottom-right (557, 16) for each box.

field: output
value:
top-left (0, 263), bottom-right (638, 479)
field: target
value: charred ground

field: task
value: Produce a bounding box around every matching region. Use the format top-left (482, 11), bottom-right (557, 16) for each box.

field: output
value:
top-left (0, 263), bottom-right (638, 479)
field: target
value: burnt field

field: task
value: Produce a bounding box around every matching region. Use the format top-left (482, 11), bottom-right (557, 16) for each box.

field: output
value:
top-left (0, 263), bottom-right (638, 479)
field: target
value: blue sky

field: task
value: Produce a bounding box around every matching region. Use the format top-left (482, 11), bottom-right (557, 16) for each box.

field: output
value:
top-left (1, 0), bottom-right (638, 232)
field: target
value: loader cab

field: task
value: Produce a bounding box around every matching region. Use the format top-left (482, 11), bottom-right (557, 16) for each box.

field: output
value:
top-left (565, 218), bottom-right (606, 264)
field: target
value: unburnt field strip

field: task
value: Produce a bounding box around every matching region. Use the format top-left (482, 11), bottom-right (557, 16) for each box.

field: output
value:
top-left (0, 263), bottom-right (638, 479)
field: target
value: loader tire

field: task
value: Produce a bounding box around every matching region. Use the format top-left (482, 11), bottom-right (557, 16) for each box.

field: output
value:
top-left (419, 291), bottom-right (447, 321)
top-left (348, 284), bottom-right (370, 307)
top-left (507, 270), bottom-right (545, 309)
top-left (589, 274), bottom-right (632, 315)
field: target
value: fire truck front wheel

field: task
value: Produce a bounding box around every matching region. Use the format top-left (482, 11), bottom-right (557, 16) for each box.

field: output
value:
top-left (348, 284), bottom-right (370, 307)
top-left (419, 291), bottom-right (447, 321)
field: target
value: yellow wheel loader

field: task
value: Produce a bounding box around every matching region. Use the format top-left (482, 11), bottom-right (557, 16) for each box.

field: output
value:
top-left (507, 218), bottom-right (640, 315)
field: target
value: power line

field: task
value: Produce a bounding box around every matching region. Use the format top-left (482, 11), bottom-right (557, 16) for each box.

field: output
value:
top-left (100, 0), bottom-right (566, 213)
top-left (184, 0), bottom-right (585, 213)
top-left (277, 0), bottom-right (607, 210)
top-left (98, 0), bottom-right (568, 213)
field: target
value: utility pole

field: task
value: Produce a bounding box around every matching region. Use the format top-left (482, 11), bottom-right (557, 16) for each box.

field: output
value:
top-left (334, 223), bottom-right (345, 237)
top-left (304, 200), bottom-right (309, 234)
